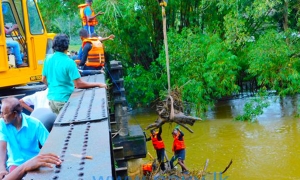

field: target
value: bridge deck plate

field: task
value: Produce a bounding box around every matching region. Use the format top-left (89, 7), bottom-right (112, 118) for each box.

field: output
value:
top-left (24, 121), bottom-right (112, 180)
top-left (54, 74), bottom-right (108, 126)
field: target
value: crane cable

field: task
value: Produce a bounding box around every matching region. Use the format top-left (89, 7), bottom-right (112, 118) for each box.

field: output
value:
top-left (161, 3), bottom-right (171, 95)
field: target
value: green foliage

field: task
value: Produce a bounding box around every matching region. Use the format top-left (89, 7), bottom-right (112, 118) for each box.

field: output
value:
top-left (235, 89), bottom-right (270, 122)
top-left (124, 64), bottom-right (161, 107)
top-left (125, 28), bottom-right (240, 116)
top-left (158, 29), bottom-right (240, 115)
top-left (38, 0), bottom-right (82, 39)
top-left (97, 0), bottom-right (160, 68)
top-left (246, 30), bottom-right (300, 96)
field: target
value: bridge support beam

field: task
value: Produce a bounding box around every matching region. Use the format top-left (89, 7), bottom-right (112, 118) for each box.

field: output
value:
top-left (109, 61), bottom-right (146, 179)
top-left (110, 60), bottom-right (129, 136)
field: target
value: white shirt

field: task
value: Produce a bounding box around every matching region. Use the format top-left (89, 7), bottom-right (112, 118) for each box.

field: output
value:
top-left (22, 89), bottom-right (50, 109)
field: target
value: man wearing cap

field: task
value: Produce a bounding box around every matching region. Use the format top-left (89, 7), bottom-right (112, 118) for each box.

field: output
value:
top-left (170, 127), bottom-right (189, 173)
top-left (144, 126), bottom-right (166, 172)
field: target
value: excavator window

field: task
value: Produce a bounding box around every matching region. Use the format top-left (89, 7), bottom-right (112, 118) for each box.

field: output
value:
top-left (14, 0), bottom-right (25, 27)
top-left (27, 0), bottom-right (44, 35)
top-left (2, 2), bottom-right (27, 67)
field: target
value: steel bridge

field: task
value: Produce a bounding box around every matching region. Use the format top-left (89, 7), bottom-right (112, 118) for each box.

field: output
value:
top-left (23, 61), bottom-right (146, 179)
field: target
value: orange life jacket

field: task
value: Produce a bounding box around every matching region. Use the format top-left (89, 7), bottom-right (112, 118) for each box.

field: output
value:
top-left (150, 132), bottom-right (165, 150)
top-left (142, 163), bottom-right (152, 174)
top-left (82, 38), bottom-right (105, 67)
top-left (78, 4), bottom-right (98, 26)
top-left (172, 133), bottom-right (185, 152)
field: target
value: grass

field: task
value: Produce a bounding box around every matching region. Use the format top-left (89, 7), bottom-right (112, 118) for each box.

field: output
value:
top-left (69, 44), bottom-right (81, 52)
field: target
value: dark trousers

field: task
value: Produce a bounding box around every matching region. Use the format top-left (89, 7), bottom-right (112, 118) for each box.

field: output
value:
top-left (156, 148), bottom-right (165, 171)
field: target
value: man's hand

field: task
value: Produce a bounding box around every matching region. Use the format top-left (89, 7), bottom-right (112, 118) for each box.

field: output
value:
top-left (0, 170), bottom-right (8, 180)
top-left (98, 83), bottom-right (107, 89)
top-left (12, 24), bottom-right (18, 30)
top-left (96, 11), bottom-right (104, 16)
top-left (108, 35), bottom-right (115, 40)
top-left (23, 153), bottom-right (61, 172)
top-left (2, 154), bottom-right (61, 180)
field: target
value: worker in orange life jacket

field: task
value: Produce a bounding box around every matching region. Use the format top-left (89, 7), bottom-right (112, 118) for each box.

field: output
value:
top-left (78, 0), bottom-right (104, 35)
top-left (144, 126), bottom-right (166, 171)
top-left (77, 0), bottom-right (104, 64)
top-left (77, 29), bottom-right (114, 71)
top-left (170, 128), bottom-right (189, 174)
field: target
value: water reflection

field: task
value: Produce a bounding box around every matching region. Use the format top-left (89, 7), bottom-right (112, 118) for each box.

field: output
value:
top-left (129, 96), bottom-right (300, 179)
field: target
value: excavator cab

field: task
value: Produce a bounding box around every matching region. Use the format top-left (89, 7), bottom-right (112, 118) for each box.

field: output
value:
top-left (0, 0), bottom-right (54, 88)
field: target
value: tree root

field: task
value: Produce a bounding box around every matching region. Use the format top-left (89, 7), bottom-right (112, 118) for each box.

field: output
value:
top-left (146, 88), bottom-right (202, 133)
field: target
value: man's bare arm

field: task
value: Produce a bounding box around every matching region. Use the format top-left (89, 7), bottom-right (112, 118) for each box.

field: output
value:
top-left (3, 153), bottom-right (61, 180)
top-left (4, 24), bottom-right (18, 35)
top-left (19, 99), bottom-right (33, 113)
top-left (74, 78), bottom-right (107, 89)
top-left (42, 76), bottom-right (48, 86)
top-left (87, 11), bottom-right (104, 21)
top-left (99, 34), bottom-right (115, 42)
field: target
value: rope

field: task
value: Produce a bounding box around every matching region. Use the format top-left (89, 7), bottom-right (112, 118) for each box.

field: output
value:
top-left (168, 95), bottom-right (174, 120)
top-left (162, 6), bottom-right (171, 95)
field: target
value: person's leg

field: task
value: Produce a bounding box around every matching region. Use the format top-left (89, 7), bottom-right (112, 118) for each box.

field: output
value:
top-left (6, 40), bottom-right (22, 65)
top-left (159, 149), bottom-right (166, 171)
top-left (71, 54), bottom-right (78, 60)
top-left (177, 159), bottom-right (188, 172)
top-left (89, 26), bottom-right (95, 34)
top-left (156, 149), bottom-right (162, 171)
top-left (49, 100), bottom-right (66, 115)
top-left (77, 47), bottom-right (83, 61)
top-left (49, 101), bottom-right (58, 114)
top-left (177, 150), bottom-right (188, 172)
top-left (84, 25), bottom-right (94, 36)
top-left (169, 154), bottom-right (177, 169)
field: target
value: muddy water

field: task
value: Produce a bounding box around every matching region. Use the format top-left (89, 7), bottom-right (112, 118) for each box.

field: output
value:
top-left (128, 96), bottom-right (300, 180)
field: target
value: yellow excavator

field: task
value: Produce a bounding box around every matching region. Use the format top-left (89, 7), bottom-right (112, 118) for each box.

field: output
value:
top-left (0, 0), bottom-right (54, 88)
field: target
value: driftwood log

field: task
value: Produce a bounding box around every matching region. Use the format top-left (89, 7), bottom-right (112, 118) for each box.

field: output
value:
top-left (145, 90), bottom-right (202, 133)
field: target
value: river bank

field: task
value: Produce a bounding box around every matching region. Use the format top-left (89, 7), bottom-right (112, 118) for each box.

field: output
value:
top-left (128, 96), bottom-right (300, 179)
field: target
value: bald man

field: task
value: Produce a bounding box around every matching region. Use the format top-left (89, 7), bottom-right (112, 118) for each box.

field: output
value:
top-left (0, 97), bottom-right (49, 179)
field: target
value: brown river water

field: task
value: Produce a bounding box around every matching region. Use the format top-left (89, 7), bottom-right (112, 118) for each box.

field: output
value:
top-left (128, 96), bottom-right (300, 180)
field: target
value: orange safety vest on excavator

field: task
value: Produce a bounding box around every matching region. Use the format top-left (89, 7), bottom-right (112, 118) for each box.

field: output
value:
top-left (78, 4), bottom-right (98, 26)
top-left (172, 134), bottom-right (185, 152)
top-left (150, 132), bottom-right (165, 150)
top-left (82, 38), bottom-right (105, 67)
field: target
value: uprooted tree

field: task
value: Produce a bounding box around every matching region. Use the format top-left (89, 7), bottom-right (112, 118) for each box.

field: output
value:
top-left (145, 89), bottom-right (202, 133)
